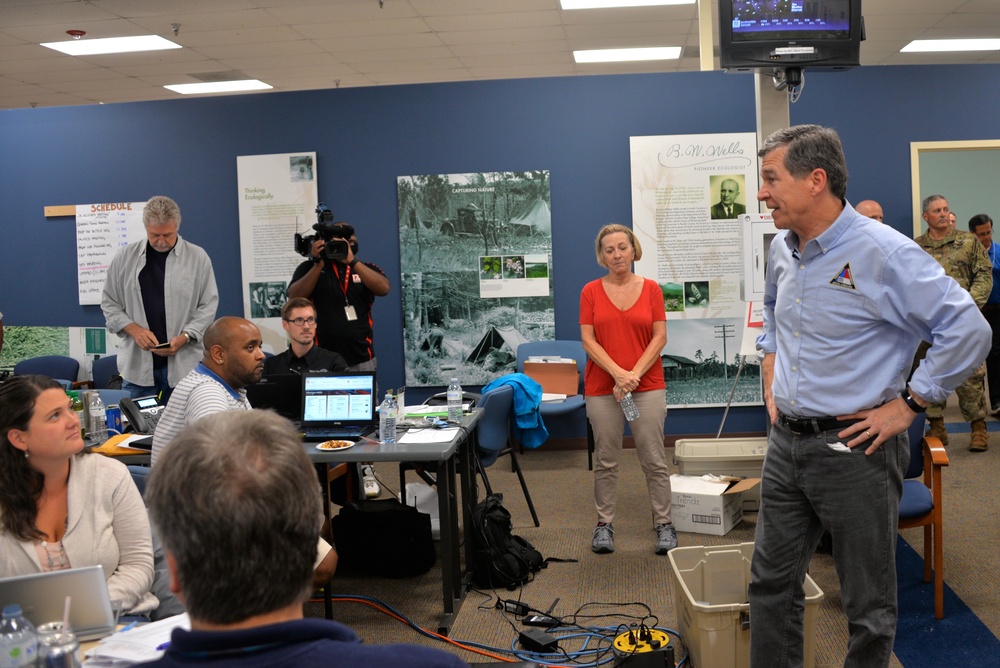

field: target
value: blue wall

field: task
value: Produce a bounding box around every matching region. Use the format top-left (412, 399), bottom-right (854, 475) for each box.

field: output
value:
top-left (4, 63), bottom-right (996, 435)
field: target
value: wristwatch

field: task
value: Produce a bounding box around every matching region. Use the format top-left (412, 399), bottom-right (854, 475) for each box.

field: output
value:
top-left (349, 259), bottom-right (359, 269)
top-left (901, 388), bottom-right (926, 414)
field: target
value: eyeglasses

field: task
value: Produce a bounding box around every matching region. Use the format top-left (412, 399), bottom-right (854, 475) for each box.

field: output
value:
top-left (285, 317), bottom-right (316, 326)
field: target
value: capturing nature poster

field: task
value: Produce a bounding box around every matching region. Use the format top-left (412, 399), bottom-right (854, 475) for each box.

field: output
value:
top-left (630, 133), bottom-right (763, 408)
top-left (397, 171), bottom-right (553, 387)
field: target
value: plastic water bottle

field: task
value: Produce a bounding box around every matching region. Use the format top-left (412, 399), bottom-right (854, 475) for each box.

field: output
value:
top-left (1, 603), bottom-right (38, 668)
top-left (379, 392), bottom-right (396, 444)
top-left (89, 392), bottom-right (106, 441)
top-left (446, 378), bottom-right (463, 423)
top-left (620, 392), bottom-right (640, 422)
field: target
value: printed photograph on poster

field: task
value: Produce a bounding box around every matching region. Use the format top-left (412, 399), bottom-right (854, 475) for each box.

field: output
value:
top-left (479, 253), bottom-right (550, 297)
top-left (249, 281), bottom-right (288, 318)
top-left (708, 175), bottom-right (747, 220)
top-left (661, 318), bottom-right (761, 408)
top-left (397, 171), bottom-right (554, 387)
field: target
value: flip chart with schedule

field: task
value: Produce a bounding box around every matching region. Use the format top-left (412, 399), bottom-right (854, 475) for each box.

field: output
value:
top-left (76, 202), bottom-right (147, 305)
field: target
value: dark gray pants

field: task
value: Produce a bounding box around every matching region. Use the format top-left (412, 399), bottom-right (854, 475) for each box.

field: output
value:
top-left (749, 420), bottom-right (908, 668)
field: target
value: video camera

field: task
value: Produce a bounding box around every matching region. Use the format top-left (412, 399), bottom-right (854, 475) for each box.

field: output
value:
top-left (294, 203), bottom-right (355, 261)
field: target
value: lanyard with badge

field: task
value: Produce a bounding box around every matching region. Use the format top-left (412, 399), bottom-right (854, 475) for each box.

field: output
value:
top-left (336, 263), bottom-right (358, 321)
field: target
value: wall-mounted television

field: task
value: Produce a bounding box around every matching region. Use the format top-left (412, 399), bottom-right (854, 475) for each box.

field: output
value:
top-left (719, 0), bottom-right (863, 71)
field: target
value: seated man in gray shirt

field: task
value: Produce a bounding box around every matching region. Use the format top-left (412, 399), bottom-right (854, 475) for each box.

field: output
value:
top-left (264, 298), bottom-right (347, 376)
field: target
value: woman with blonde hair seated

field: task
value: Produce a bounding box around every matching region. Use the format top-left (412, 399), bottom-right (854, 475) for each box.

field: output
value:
top-left (0, 375), bottom-right (156, 617)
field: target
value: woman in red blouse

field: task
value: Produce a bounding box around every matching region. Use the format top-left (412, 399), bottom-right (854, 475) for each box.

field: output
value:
top-left (580, 224), bottom-right (675, 556)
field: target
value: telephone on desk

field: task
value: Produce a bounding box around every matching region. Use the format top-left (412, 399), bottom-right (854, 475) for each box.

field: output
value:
top-left (119, 395), bottom-right (166, 435)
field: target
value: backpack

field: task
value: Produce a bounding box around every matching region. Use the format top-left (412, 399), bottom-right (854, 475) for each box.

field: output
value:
top-left (331, 499), bottom-right (437, 578)
top-left (471, 493), bottom-right (544, 590)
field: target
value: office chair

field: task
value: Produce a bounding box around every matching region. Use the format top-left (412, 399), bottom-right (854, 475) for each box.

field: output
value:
top-left (474, 384), bottom-right (539, 527)
top-left (898, 412), bottom-right (948, 619)
top-left (91, 355), bottom-right (119, 389)
top-left (515, 340), bottom-right (595, 470)
top-left (13, 355), bottom-right (83, 388)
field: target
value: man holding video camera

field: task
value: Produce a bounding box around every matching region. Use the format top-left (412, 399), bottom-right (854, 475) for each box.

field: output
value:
top-left (287, 205), bottom-right (390, 372)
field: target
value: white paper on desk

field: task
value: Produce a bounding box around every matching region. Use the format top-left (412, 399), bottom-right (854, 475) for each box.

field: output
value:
top-left (86, 613), bottom-right (189, 664)
top-left (541, 393), bottom-right (567, 402)
top-left (397, 428), bottom-right (460, 444)
top-left (404, 404), bottom-right (470, 416)
top-left (114, 434), bottom-right (156, 450)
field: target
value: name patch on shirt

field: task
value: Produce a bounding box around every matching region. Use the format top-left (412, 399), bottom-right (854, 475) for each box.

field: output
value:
top-left (830, 263), bottom-right (856, 290)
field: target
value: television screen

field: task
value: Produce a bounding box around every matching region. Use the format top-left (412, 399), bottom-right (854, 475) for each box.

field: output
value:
top-left (720, 0), bottom-right (861, 70)
top-left (731, 0), bottom-right (852, 42)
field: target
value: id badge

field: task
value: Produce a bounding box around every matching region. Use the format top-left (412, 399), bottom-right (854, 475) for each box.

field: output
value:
top-left (344, 305), bottom-right (358, 321)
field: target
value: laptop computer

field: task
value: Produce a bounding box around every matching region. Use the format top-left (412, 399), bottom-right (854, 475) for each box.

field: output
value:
top-left (246, 373), bottom-right (303, 420)
top-left (300, 371), bottom-right (377, 441)
top-left (0, 566), bottom-right (117, 641)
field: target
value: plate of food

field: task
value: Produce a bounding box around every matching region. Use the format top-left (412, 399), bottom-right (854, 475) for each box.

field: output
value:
top-left (315, 439), bottom-right (355, 451)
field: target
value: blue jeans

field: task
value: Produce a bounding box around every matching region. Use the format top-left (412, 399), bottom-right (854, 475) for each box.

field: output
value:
top-left (749, 420), bottom-right (908, 668)
top-left (123, 366), bottom-right (173, 403)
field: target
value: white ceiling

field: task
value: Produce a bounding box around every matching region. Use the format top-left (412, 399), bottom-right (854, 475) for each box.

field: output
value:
top-left (1, 0), bottom-right (999, 110)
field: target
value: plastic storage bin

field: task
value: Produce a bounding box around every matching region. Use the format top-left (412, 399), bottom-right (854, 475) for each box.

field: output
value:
top-left (668, 542), bottom-right (823, 668)
top-left (673, 437), bottom-right (768, 511)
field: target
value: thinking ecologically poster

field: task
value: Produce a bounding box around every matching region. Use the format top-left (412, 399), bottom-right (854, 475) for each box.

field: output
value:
top-left (236, 152), bottom-right (319, 354)
top-left (397, 171), bottom-right (553, 387)
top-left (630, 133), bottom-right (763, 408)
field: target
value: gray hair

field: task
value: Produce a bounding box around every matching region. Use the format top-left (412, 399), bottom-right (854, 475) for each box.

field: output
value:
top-left (921, 194), bottom-right (947, 214)
top-left (146, 410), bottom-right (322, 624)
top-left (758, 125), bottom-right (848, 200)
top-left (143, 195), bottom-right (182, 228)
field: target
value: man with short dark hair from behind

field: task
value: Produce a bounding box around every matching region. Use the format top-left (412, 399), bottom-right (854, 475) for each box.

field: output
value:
top-left (141, 410), bottom-right (467, 668)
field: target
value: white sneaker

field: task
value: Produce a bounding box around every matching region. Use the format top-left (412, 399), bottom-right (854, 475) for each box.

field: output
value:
top-left (362, 465), bottom-right (381, 499)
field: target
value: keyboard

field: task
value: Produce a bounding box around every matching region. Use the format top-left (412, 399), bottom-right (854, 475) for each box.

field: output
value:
top-left (301, 426), bottom-right (370, 441)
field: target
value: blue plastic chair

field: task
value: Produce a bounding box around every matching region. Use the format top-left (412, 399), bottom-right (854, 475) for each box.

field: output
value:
top-left (898, 412), bottom-right (948, 619)
top-left (91, 355), bottom-right (119, 389)
top-left (13, 355), bottom-right (81, 387)
top-left (515, 340), bottom-right (595, 470)
top-left (475, 384), bottom-right (539, 527)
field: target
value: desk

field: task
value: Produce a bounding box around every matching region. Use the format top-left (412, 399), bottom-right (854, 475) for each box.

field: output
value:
top-left (306, 409), bottom-right (482, 634)
top-left (93, 412), bottom-right (483, 635)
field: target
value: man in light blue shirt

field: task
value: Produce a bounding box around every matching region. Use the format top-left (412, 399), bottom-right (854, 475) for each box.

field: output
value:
top-left (751, 125), bottom-right (990, 668)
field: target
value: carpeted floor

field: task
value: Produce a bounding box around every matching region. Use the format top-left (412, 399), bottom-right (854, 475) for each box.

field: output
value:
top-left (308, 404), bottom-right (1000, 667)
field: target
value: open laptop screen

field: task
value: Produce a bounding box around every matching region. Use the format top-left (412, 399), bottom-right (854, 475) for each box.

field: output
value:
top-left (301, 371), bottom-right (375, 429)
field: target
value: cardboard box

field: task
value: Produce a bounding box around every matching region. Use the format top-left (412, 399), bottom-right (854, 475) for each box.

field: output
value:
top-left (523, 360), bottom-right (579, 396)
top-left (674, 437), bottom-right (768, 512)
top-left (669, 543), bottom-right (823, 668)
top-left (669, 474), bottom-right (760, 536)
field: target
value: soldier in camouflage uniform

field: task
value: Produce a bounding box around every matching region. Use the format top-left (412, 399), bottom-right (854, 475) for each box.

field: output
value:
top-left (913, 195), bottom-right (993, 451)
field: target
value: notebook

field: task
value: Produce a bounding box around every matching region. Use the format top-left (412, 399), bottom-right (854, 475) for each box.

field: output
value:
top-left (246, 373), bottom-right (303, 420)
top-left (0, 565), bottom-right (117, 641)
top-left (300, 371), bottom-right (377, 441)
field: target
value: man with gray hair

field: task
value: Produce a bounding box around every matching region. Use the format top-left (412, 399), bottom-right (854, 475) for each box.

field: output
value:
top-left (102, 195), bottom-right (218, 402)
top-left (710, 178), bottom-right (746, 219)
top-left (913, 195), bottom-right (992, 450)
top-left (752, 125), bottom-right (990, 667)
top-left (142, 410), bottom-right (467, 668)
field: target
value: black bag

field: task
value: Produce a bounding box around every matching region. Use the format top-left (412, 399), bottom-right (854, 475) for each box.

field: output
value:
top-left (330, 499), bottom-right (436, 578)
top-left (471, 493), bottom-right (544, 590)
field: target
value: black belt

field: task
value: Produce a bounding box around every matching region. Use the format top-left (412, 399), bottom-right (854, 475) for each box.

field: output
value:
top-left (777, 412), bottom-right (860, 435)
